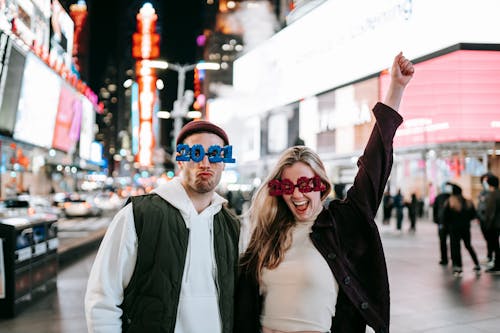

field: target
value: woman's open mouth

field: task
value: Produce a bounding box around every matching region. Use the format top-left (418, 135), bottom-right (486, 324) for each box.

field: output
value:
top-left (292, 199), bottom-right (309, 213)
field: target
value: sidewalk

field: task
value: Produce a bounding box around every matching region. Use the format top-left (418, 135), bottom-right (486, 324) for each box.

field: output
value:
top-left (379, 217), bottom-right (500, 333)
top-left (1, 216), bottom-right (499, 332)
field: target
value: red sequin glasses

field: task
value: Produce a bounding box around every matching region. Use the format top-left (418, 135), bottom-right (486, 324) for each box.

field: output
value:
top-left (268, 176), bottom-right (326, 196)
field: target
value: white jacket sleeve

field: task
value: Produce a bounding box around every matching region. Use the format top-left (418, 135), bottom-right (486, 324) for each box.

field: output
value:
top-left (84, 204), bottom-right (137, 333)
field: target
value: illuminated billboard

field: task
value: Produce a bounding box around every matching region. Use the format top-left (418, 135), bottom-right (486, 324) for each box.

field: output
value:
top-left (0, 39), bottom-right (25, 136)
top-left (49, 0), bottom-right (74, 69)
top-left (233, 0), bottom-right (500, 113)
top-left (13, 52), bottom-right (61, 148)
top-left (379, 50), bottom-right (500, 147)
top-left (79, 97), bottom-right (95, 160)
top-left (52, 82), bottom-right (82, 152)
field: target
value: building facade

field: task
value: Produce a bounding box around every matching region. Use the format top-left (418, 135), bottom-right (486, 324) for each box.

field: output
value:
top-left (207, 0), bottom-right (500, 204)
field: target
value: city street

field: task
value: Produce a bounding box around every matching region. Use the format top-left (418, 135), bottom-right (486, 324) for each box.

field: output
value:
top-left (1, 215), bottom-right (499, 332)
top-left (0, 2), bottom-right (499, 332)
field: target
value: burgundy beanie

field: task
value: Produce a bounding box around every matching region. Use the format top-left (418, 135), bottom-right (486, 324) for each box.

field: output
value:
top-left (176, 120), bottom-right (229, 146)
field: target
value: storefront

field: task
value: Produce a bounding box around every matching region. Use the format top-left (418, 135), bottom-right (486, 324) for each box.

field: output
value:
top-left (0, 32), bottom-right (100, 199)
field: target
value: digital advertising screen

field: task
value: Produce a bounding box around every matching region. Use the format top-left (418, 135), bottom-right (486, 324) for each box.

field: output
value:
top-left (52, 83), bottom-right (82, 152)
top-left (79, 97), bottom-right (95, 161)
top-left (31, 0), bottom-right (52, 53)
top-left (13, 52), bottom-right (61, 148)
top-left (90, 141), bottom-right (103, 165)
top-left (380, 50), bottom-right (500, 147)
top-left (49, 0), bottom-right (74, 69)
top-left (0, 39), bottom-right (25, 137)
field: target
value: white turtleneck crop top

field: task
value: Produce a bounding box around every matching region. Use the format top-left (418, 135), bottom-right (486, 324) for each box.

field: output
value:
top-left (260, 221), bottom-right (339, 332)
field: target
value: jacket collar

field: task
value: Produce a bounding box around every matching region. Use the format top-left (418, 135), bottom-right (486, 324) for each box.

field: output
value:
top-left (313, 207), bottom-right (334, 228)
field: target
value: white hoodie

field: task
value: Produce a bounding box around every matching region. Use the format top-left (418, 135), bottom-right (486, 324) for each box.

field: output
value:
top-left (84, 177), bottom-right (227, 333)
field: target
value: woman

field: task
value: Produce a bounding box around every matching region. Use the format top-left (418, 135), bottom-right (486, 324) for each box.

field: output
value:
top-left (392, 189), bottom-right (404, 231)
top-left (441, 184), bottom-right (481, 276)
top-left (382, 190), bottom-right (393, 225)
top-left (234, 53), bottom-right (414, 333)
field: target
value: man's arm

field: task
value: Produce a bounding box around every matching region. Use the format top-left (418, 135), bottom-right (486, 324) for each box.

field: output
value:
top-left (485, 192), bottom-right (497, 227)
top-left (84, 204), bottom-right (138, 333)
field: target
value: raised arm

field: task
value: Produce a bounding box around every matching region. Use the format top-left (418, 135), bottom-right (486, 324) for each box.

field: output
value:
top-left (345, 53), bottom-right (414, 217)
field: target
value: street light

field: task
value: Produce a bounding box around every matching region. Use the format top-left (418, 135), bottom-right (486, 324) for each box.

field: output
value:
top-left (144, 60), bottom-right (220, 162)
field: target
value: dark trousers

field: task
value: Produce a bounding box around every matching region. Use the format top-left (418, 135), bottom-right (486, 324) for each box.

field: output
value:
top-left (450, 228), bottom-right (479, 268)
top-left (409, 213), bottom-right (417, 230)
top-left (438, 224), bottom-right (449, 263)
top-left (383, 208), bottom-right (392, 225)
top-left (480, 221), bottom-right (494, 260)
top-left (486, 229), bottom-right (500, 268)
top-left (396, 208), bottom-right (403, 230)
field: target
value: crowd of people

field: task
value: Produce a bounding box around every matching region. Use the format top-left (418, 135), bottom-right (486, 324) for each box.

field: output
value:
top-left (382, 189), bottom-right (423, 232)
top-left (382, 174), bottom-right (500, 278)
top-left (81, 52), bottom-right (499, 333)
top-left (431, 174), bottom-right (500, 277)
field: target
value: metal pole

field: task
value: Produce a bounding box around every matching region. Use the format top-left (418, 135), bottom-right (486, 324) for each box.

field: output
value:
top-left (171, 64), bottom-right (196, 172)
top-left (172, 68), bottom-right (186, 152)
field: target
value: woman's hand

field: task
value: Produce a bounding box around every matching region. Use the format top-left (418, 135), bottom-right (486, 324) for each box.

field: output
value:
top-left (391, 51), bottom-right (414, 88)
top-left (384, 52), bottom-right (415, 111)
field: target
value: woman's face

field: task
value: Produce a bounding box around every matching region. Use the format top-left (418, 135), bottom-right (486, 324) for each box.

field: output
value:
top-left (280, 161), bottom-right (324, 222)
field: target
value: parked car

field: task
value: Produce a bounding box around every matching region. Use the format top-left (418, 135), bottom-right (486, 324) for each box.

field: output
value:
top-left (52, 193), bottom-right (102, 218)
top-left (0, 199), bottom-right (33, 219)
top-left (17, 194), bottom-right (63, 218)
top-left (62, 197), bottom-right (102, 218)
top-left (0, 198), bottom-right (59, 221)
top-left (91, 191), bottom-right (124, 211)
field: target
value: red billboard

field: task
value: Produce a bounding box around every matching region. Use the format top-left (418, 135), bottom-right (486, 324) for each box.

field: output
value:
top-left (52, 83), bottom-right (82, 152)
top-left (380, 50), bottom-right (500, 148)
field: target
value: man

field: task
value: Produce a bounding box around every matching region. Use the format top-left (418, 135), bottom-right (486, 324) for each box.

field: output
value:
top-left (433, 183), bottom-right (451, 265)
top-left (485, 174), bottom-right (500, 274)
top-left (85, 120), bottom-right (240, 333)
top-left (477, 172), bottom-right (494, 265)
top-left (393, 188), bottom-right (405, 231)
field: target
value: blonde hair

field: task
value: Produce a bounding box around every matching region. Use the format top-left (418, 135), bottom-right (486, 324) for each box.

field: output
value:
top-left (240, 146), bottom-right (331, 281)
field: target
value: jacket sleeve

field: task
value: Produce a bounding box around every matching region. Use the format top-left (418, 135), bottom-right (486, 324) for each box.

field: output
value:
top-left (234, 267), bottom-right (262, 333)
top-left (345, 102), bottom-right (403, 218)
top-left (84, 204), bottom-right (138, 333)
top-left (485, 191), bottom-right (500, 229)
top-left (440, 201), bottom-right (450, 227)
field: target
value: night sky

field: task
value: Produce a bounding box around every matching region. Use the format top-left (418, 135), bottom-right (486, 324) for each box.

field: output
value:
top-left (85, 0), bottom-right (206, 110)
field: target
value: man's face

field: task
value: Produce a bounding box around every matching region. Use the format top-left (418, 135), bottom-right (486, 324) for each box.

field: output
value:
top-left (178, 132), bottom-right (225, 195)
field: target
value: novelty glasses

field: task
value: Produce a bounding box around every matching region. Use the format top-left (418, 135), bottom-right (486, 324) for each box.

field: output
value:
top-left (268, 176), bottom-right (326, 196)
top-left (175, 144), bottom-right (236, 163)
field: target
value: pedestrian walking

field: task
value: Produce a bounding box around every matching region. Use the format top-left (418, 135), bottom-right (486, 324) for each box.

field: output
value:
top-left (484, 174), bottom-right (500, 274)
top-left (406, 192), bottom-right (418, 232)
top-left (441, 184), bottom-right (481, 277)
top-left (477, 172), bottom-right (495, 265)
top-left (433, 183), bottom-right (451, 265)
top-left (393, 189), bottom-right (404, 232)
top-left (382, 190), bottom-right (394, 225)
